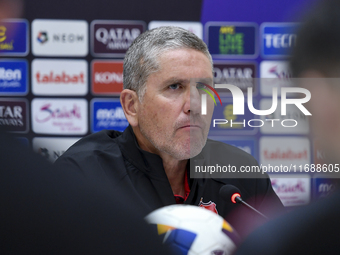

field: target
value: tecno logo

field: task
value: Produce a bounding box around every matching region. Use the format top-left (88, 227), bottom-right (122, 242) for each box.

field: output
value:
top-left (264, 33), bottom-right (296, 48)
top-left (91, 20), bottom-right (145, 57)
top-left (32, 19), bottom-right (88, 56)
top-left (32, 59), bottom-right (88, 96)
top-left (92, 60), bottom-right (123, 95)
top-left (261, 23), bottom-right (299, 58)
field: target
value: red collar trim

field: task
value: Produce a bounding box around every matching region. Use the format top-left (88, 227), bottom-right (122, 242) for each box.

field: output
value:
top-left (174, 170), bottom-right (190, 204)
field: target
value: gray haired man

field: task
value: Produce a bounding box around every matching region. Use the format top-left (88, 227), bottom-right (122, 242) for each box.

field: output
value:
top-left (55, 26), bottom-right (283, 237)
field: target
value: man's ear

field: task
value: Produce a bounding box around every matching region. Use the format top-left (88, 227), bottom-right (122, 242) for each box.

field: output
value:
top-left (120, 89), bottom-right (139, 127)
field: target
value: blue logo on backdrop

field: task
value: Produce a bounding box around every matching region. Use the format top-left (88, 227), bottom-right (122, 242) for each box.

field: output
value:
top-left (220, 139), bottom-right (257, 160)
top-left (0, 60), bottom-right (28, 95)
top-left (0, 20), bottom-right (29, 56)
top-left (91, 99), bottom-right (129, 133)
top-left (314, 178), bottom-right (339, 200)
top-left (206, 22), bottom-right (258, 58)
top-left (261, 23), bottom-right (299, 58)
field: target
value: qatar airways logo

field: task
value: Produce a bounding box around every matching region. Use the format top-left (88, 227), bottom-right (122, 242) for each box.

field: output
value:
top-left (35, 103), bottom-right (81, 123)
top-left (200, 83), bottom-right (311, 129)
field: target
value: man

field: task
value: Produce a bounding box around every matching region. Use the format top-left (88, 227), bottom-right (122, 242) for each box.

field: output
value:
top-left (234, 0), bottom-right (340, 253)
top-left (55, 26), bottom-right (283, 237)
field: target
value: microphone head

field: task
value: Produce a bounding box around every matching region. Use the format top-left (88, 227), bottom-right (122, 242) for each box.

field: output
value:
top-left (219, 185), bottom-right (242, 204)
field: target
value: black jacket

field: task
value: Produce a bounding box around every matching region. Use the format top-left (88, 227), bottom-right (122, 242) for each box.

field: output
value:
top-left (54, 125), bottom-right (284, 237)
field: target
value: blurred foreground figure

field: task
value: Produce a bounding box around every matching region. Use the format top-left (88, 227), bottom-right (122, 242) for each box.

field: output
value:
top-left (0, 130), bottom-right (171, 254)
top-left (0, 1), bottom-right (169, 253)
top-left (235, 0), bottom-right (340, 254)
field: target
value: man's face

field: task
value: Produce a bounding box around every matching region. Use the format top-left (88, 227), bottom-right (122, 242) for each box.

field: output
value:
top-left (135, 48), bottom-right (214, 160)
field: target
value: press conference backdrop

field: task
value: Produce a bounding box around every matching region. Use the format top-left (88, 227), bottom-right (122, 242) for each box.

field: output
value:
top-left (0, 0), bottom-right (335, 207)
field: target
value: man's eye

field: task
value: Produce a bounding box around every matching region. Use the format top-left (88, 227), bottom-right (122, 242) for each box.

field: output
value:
top-left (196, 82), bottom-right (207, 89)
top-left (169, 84), bottom-right (180, 90)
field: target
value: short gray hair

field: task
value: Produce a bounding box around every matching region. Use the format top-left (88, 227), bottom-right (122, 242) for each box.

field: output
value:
top-left (123, 26), bottom-right (213, 100)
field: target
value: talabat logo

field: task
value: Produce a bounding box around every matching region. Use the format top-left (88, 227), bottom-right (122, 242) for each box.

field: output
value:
top-left (37, 31), bottom-right (48, 44)
top-left (0, 98), bottom-right (28, 133)
top-left (91, 20), bottom-right (145, 57)
top-left (148, 21), bottom-right (203, 39)
top-left (92, 60), bottom-right (123, 95)
top-left (91, 99), bottom-right (128, 133)
top-left (213, 62), bottom-right (256, 94)
top-left (0, 60), bottom-right (28, 95)
top-left (32, 59), bottom-right (87, 96)
top-left (0, 20), bottom-right (29, 56)
top-left (32, 19), bottom-right (88, 56)
top-left (261, 23), bottom-right (299, 58)
top-left (206, 22), bottom-right (258, 58)
top-left (32, 98), bottom-right (88, 135)
top-left (260, 137), bottom-right (310, 167)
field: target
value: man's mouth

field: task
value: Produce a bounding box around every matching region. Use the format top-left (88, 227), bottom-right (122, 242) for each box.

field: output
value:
top-left (179, 124), bottom-right (202, 129)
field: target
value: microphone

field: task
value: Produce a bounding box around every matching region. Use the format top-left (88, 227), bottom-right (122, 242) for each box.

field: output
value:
top-left (219, 185), bottom-right (268, 220)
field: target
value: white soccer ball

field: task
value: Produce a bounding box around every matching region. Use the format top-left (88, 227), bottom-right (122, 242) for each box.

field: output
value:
top-left (145, 204), bottom-right (239, 255)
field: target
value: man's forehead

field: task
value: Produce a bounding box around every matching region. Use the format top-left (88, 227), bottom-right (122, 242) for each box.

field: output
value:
top-left (162, 77), bottom-right (214, 85)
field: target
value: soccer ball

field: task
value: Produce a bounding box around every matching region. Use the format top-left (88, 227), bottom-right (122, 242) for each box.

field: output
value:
top-left (145, 204), bottom-right (240, 255)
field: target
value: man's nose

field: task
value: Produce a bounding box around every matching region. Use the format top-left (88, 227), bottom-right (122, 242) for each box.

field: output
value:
top-left (184, 85), bottom-right (201, 114)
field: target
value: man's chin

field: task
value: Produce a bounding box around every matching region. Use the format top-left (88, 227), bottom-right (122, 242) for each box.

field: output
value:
top-left (189, 138), bottom-right (207, 158)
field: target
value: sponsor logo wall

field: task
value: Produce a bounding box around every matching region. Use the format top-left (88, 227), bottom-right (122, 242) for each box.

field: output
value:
top-left (0, 98), bottom-right (28, 132)
top-left (32, 98), bottom-right (88, 135)
top-left (32, 59), bottom-right (88, 96)
top-left (1, 15), bottom-right (320, 206)
top-left (32, 19), bottom-right (88, 56)
top-left (0, 59), bottom-right (28, 95)
top-left (91, 99), bottom-right (128, 132)
top-left (91, 20), bottom-right (145, 57)
top-left (0, 19), bottom-right (29, 56)
top-left (91, 60), bottom-right (123, 95)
